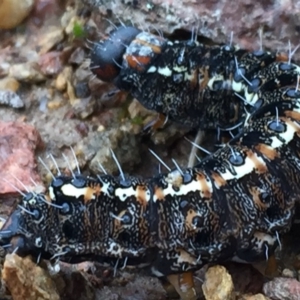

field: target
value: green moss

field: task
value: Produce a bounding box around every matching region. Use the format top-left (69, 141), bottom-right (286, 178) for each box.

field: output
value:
top-left (73, 22), bottom-right (86, 39)
top-left (131, 116), bottom-right (144, 125)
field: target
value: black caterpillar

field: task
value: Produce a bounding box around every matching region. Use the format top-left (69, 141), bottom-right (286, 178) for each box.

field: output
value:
top-left (1, 26), bottom-right (300, 300)
top-left (90, 26), bottom-right (299, 130)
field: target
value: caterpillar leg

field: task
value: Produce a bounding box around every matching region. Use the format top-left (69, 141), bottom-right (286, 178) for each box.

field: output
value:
top-left (252, 254), bottom-right (279, 278)
top-left (264, 254), bottom-right (279, 278)
top-left (167, 272), bottom-right (197, 300)
top-left (160, 278), bottom-right (181, 299)
top-left (142, 113), bottom-right (168, 134)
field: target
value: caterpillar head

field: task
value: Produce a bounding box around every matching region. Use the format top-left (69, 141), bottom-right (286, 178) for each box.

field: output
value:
top-left (90, 26), bottom-right (141, 82)
top-left (90, 26), bottom-right (167, 91)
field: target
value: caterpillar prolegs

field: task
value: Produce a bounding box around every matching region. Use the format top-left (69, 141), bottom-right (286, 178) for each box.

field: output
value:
top-left (1, 26), bottom-right (300, 300)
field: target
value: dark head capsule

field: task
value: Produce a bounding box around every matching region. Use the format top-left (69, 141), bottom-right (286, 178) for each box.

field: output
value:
top-left (90, 26), bottom-right (141, 82)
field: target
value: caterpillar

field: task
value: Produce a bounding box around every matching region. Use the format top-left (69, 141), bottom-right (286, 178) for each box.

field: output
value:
top-left (90, 26), bottom-right (300, 130)
top-left (1, 26), bottom-right (300, 300)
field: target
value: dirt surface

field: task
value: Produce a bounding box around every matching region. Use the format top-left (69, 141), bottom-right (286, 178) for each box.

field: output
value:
top-left (1, 0), bottom-right (300, 299)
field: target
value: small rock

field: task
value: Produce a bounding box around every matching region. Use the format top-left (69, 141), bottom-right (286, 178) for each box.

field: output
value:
top-left (282, 268), bottom-right (296, 278)
top-left (87, 125), bottom-right (142, 175)
top-left (75, 82), bottom-right (91, 98)
top-left (150, 122), bottom-right (189, 145)
top-left (0, 121), bottom-right (44, 195)
top-left (0, 78), bottom-right (20, 92)
top-left (263, 277), bottom-right (300, 300)
top-left (71, 97), bottom-right (96, 119)
top-left (53, 262), bottom-right (96, 300)
top-left (239, 294), bottom-right (268, 300)
top-left (9, 62), bottom-right (46, 83)
top-left (55, 73), bottom-right (67, 92)
top-left (0, 62), bottom-right (10, 77)
top-left (37, 26), bottom-right (65, 55)
top-left (55, 67), bottom-right (72, 92)
top-left (31, 87), bottom-right (52, 112)
top-left (67, 81), bottom-right (77, 104)
top-left (202, 265), bottom-right (235, 300)
top-left (0, 0), bottom-right (34, 29)
top-left (2, 254), bottom-right (60, 300)
top-left (75, 122), bottom-right (89, 137)
top-left (30, 0), bottom-right (61, 27)
top-left (0, 91), bottom-right (24, 108)
top-left (47, 98), bottom-right (64, 110)
top-left (69, 48), bottom-right (85, 65)
top-left (38, 51), bottom-right (63, 76)
top-left (223, 262), bottom-right (264, 294)
top-left (128, 99), bottom-right (155, 120)
top-left (75, 60), bottom-right (92, 82)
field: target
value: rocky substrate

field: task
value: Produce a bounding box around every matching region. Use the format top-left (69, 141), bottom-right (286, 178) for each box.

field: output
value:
top-left (2, 253), bottom-right (300, 300)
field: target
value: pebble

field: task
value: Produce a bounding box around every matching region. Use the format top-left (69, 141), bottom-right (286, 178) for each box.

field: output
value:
top-left (0, 0), bottom-right (34, 29)
top-left (9, 63), bottom-right (46, 83)
top-left (0, 90), bottom-right (24, 108)
top-left (55, 67), bottom-right (72, 92)
top-left (56, 73), bottom-right (67, 92)
top-left (263, 277), bottom-right (300, 300)
top-left (202, 265), bottom-right (236, 300)
top-left (0, 121), bottom-right (44, 195)
top-left (239, 294), bottom-right (268, 300)
top-left (37, 26), bottom-right (65, 55)
top-left (0, 77), bottom-right (20, 92)
top-left (38, 51), bottom-right (63, 76)
top-left (47, 98), bottom-right (64, 110)
top-left (282, 268), bottom-right (296, 278)
top-left (2, 254), bottom-right (60, 300)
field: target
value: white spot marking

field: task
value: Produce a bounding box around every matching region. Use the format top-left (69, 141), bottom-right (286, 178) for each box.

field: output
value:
top-left (158, 66), bottom-right (172, 77)
top-left (147, 65), bottom-right (157, 73)
top-left (61, 184), bottom-right (96, 200)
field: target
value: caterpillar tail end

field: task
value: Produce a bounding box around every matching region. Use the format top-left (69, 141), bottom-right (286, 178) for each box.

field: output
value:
top-left (0, 209), bottom-right (26, 256)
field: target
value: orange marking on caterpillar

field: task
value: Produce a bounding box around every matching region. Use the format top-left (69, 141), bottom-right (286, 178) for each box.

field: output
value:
top-left (284, 110), bottom-right (300, 120)
top-left (211, 172), bottom-right (227, 188)
top-left (249, 186), bottom-right (269, 210)
top-left (284, 118), bottom-right (300, 133)
top-left (255, 144), bottom-right (279, 160)
top-left (133, 38), bottom-right (163, 54)
top-left (199, 67), bottom-right (210, 91)
top-left (196, 172), bottom-right (212, 198)
top-left (154, 186), bottom-right (165, 201)
top-left (136, 185), bottom-right (149, 207)
top-left (189, 69), bottom-right (199, 89)
top-left (246, 150), bottom-right (268, 173)
top-left (83, 187), bottom-right (97, 204)
top-left (125, 55), bottom-right (152, 71)
top-left (185, 209), bottom-right (200, 232)
top-left (275, 53), bottom-right (289, 62)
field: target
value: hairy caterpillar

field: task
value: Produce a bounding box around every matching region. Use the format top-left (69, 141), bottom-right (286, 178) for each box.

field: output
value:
top-left (2, 95), bottom-right (300, 298)
top-left (90, 26), bottom-right (300, 130)
top-left (1, 26), bottom-right (300, 300)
